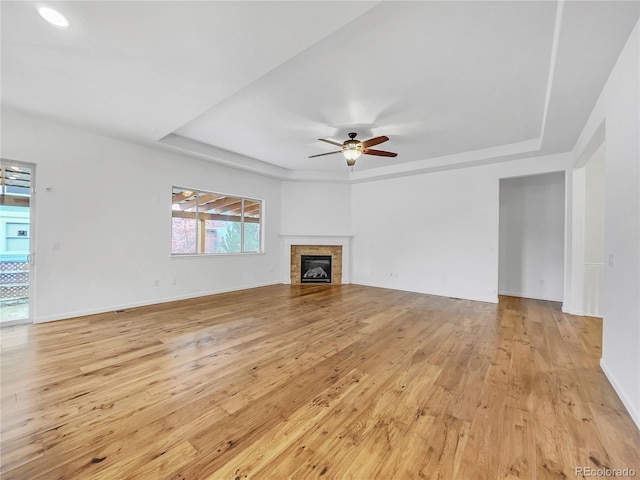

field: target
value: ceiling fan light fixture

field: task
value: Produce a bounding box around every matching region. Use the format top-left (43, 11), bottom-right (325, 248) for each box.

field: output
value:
top-left (342, 141), bottom-right (362, 163)
top-left (342, 148), bottom-right (361, 161)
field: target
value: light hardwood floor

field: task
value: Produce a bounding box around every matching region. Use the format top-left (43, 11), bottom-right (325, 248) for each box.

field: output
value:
top-left (1, 285), bottom-right (639, 479)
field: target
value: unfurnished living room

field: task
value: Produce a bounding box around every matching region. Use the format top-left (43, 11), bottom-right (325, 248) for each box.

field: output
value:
top-left (1, 1), bottom-right (639, 479)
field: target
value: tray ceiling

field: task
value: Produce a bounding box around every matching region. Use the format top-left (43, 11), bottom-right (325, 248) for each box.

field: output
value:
top-left (1, 1), bottom-right (638, 181)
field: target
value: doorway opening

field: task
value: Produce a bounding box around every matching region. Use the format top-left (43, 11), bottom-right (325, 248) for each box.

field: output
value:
top-left (498, 172), bottom-right (565, 301)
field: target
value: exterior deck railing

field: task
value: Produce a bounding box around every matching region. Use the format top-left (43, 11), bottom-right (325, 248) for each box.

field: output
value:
top-left (0, 261), bottom-right (29, 303)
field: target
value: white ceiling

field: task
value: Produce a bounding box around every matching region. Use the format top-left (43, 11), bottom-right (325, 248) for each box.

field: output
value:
top-left (2, 1), bottom-right (638, 182)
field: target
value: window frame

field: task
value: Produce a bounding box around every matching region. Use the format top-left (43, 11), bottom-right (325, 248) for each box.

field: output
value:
top-left (171, 186), bottom-right (263, 256)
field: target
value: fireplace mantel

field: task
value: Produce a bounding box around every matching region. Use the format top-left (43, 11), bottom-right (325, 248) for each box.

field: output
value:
top-left (280, 234), bottom-right (352, 284)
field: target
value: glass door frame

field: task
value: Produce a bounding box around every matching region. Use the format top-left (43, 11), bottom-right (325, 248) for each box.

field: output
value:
top-left (1, 158), bottom-right (36, 326)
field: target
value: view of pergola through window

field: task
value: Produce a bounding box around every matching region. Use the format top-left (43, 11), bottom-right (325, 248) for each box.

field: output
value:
top-left (171, 187), bottom-right (261, 255)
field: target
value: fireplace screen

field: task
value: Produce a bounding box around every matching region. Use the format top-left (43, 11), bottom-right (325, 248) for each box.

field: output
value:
top-left (300, 255), bottom-right (332, 283)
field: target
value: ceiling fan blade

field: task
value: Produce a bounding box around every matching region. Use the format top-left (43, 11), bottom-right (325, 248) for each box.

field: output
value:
top-left (361, 136), bottom-right (389, 148)
top-left (309, 151), bottom-right (341, 158)
top-left (363, 148), bottom-right (397, 157)
top-left (318, 138), bottom-right (344, 147)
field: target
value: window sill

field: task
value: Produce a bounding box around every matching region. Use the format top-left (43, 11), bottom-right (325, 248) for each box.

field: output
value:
top-left (170, 252), bottom-right (264, 259)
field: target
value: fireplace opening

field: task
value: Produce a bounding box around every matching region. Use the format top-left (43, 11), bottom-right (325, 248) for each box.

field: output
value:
top-left (300, 255), bottom-right (332, 283)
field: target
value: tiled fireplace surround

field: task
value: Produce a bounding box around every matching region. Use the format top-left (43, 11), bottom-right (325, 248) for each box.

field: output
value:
top-left (281, 235), bottom-right (352, 285)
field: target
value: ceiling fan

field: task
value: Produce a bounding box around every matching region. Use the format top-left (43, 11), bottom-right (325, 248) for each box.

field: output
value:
top-left (309, 132), bottom-right (397, 166)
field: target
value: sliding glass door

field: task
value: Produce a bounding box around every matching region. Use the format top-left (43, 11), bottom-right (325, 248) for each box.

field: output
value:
top-left (0, 160), bottom-right (34, 326)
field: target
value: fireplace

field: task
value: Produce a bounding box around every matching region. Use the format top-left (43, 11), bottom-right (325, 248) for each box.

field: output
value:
top-left (287, 242), bottom-right (346, 285)
top-left (300, 255), bottom-right (332, 283)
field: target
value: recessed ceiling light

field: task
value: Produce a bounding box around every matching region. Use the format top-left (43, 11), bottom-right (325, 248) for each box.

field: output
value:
top-left (37, 5), bottom-right (69, 28)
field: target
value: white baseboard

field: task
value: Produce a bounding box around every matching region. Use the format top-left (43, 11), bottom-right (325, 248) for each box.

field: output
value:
top-left (498, 290), bottom-right (563, 302)
top-left (353, 280), bottom-right (498, 304)
top-left (561, 303), bottom-right (604, 318)
top-left (33, 281), bottom-right (281, 324)
top-left (600, 358), bottom-right (640, 431)
top-left (561, 304), bottom-right (584, 316)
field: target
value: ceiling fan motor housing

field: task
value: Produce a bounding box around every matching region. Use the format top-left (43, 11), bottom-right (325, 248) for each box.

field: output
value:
top-left (342, 138), bottom-right (362, 149)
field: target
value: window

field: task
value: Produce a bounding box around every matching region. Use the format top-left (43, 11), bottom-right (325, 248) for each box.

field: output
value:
top-left (171, 187), bottom-right (262, 255)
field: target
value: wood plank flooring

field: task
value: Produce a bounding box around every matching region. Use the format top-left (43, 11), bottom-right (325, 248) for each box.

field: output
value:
top-left (1, 284), bottom-right (639, 479)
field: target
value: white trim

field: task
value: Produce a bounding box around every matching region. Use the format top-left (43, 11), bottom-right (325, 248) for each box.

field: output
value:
top-left (561, 304), bottom-right (584, 316)
top-left (356, 280), bottom-right (499, 304)
top-left (0, 318), bottom-right (31, 328)
top-left (565, 166), bottom-right (586, 314)
top-left (496, 291), bottom-right (562, 303)
top-left (539, 0), bottom-right (564, 139)
top-left (600, 358), bottom-right (640, 431)
top-left (33, 281), bottom-right (280, 324)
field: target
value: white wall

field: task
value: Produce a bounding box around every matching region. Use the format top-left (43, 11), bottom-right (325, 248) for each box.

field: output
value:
top-left (280, 182), bottom-right (353, 284)
top-left (352, 169), bottom-right (497, 302)
top-left (573, 21), bottom-right (640, 428)
top-left (1, 110), bottom-right (282, 323)
top-left (351, 154), bottom-right (573, 303)
top-left (601, 23), bottom-right (640, 428)
top-left (498, 172), bottom-right (565, 301)
top-left (583, 144), bottom-right (605, 316)
top-left (281, 182), bottom-right (351, 235)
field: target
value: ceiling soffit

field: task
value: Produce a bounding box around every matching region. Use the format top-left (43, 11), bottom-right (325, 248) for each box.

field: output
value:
top-left (172, 1), bottom-right (556, 175)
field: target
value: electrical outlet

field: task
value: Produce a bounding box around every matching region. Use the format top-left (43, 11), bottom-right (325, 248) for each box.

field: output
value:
top-left (153, 279), bottom-right (159, 287)
top-left (172, 278), bottom-right (177, 285)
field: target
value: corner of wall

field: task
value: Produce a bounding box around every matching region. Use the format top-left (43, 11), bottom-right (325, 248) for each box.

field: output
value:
top-left (600, 358), bottom-right (640, 430)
